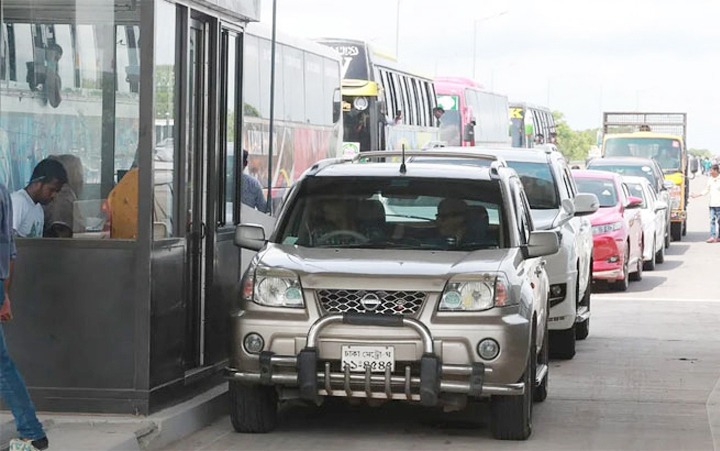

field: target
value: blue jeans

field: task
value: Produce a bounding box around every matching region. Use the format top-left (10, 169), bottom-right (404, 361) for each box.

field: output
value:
top-left (710, 207), bottom-right (720, 238)
top-left (0, 283), bottom-right (44, 440)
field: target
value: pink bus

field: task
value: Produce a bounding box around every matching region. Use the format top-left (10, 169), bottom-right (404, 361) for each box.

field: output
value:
top-left (434, 76), bottom-right (510, 147)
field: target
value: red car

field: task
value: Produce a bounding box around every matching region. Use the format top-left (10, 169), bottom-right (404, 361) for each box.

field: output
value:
top-left (572, 170), bottom-right (644, 291)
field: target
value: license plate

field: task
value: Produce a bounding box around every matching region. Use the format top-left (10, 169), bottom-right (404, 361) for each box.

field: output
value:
top-left (341, 345), bottom-right (395, 373)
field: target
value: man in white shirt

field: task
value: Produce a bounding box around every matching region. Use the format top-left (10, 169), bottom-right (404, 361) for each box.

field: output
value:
top-left (692, 163), bottom-right (720, 242)
top-left (11, 158), bottom-right (68, 238)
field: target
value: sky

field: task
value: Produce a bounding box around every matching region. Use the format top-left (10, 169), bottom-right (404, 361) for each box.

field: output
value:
top-left (258, 0), bottom-right (720, 150)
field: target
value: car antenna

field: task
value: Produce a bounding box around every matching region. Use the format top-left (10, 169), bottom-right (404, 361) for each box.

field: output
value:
top-left (400, 144), bottom-right (407, 174)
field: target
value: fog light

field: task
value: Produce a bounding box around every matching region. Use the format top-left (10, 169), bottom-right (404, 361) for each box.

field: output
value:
top-left (243, 333), bottom-right (265, 354)
top-left (477, 339), bottom-right (500, 360)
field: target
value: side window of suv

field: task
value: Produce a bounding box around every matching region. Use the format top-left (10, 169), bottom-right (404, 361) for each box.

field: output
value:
top-left (512, 179), bottom-right (532, 244)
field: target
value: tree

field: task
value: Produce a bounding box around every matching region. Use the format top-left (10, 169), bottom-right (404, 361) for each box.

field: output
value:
top-left (689, 148), bottom-right (712, 159)
top-left (553, 111), bottom-right (599, 161)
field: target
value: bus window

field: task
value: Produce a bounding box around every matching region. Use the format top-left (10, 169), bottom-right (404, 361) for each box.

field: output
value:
top-left (414, 79), bottom-right (427, 127)
top-left (243, 35), bottom-right (261, 117)
top-left (305, 52), bottom-right (323, 124)
top-left (76, 25), bottom-right (98, 89)
top-left (322, 58), bottom-right (339, 125)
top-left (283, 45), bottom-right (304, 123)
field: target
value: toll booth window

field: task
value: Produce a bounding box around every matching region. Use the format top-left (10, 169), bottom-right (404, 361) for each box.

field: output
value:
top-left (0, 1), bottom-right (141, 240)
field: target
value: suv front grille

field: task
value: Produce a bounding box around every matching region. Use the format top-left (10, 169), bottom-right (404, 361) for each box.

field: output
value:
top-left (317, 289), bottom-right (426, 316)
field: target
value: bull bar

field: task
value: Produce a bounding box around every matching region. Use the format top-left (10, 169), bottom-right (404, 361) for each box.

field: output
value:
top-left (225, 313), bottom-right (525, 406)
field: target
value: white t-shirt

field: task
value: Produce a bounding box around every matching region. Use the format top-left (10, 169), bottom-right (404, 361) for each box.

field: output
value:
top-left (11, 189), bottom-right (44, 237)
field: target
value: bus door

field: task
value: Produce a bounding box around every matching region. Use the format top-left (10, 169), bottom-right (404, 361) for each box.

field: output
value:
top-left (183, 17), bottom-right (212, 371)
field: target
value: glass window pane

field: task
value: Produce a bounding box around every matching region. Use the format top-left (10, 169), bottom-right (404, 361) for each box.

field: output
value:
top-left (223, 32), bottom-right (237, 226)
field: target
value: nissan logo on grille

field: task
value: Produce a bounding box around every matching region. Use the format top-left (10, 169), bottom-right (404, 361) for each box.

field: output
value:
top-left (360, 293), bottom-right (382, 312)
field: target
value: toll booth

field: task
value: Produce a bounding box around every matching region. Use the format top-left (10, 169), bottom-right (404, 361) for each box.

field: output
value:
top-left (0, 0), bottom-right (260, 414)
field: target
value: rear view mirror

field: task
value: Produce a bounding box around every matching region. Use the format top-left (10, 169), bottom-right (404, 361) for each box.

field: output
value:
top-left (689, 158), bottom-right (699, 174)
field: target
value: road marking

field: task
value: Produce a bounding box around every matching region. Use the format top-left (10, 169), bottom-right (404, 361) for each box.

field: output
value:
top-left (595, 296), bottom-right (720, 303)
top-left (708, 374), bottom-right (720, 451)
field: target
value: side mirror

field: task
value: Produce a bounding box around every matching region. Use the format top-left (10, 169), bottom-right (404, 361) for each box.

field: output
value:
top-left (463, 122), bottom-right (475, 143)
top-left (662, 180), bottom-right (675, 191)
top-left (626, 196), bottom-right (643, 209)
top-left (234, 223), bottom-right (266, 251)
top-left (552, 198), bottom-right (575, 228)
top-left (654, 200), bottom-right (668, 212)
top-left (689, 158), bottom-right (699, 174)
top-left (573, 193), bottom-right (599, 216)
top-left (332, 88), bottom-right (342, 123)
top-left (525, 230), bottom-right (560, 258)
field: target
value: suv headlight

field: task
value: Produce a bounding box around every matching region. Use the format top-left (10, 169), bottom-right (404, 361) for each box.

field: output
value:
top-left (439, 274), bottom-right (510, 311)
top-left (592, 221), bottom-right (623, 235)
top-left (241, 265), bottom-right (305, 308)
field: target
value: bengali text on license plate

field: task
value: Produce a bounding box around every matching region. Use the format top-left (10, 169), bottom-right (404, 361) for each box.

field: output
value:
top-left (341, 345), bottom-right (395, 373)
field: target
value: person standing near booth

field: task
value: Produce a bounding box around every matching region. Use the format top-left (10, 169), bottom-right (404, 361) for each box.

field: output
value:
top-left (0, 180), bottom-right (49, 450)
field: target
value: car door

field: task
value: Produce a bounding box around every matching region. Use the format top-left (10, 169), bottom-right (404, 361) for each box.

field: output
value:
top-left (646, 184), bottom-right (665, 252)
top-left (560, 164), bottom-right (592, 293)
top-left (512, 178), bottom-right (546, 340)
top-left (621, 181), bottom-right (644, 269)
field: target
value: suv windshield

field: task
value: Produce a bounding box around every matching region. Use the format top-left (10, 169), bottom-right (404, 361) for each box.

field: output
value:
top-left (575, 178), bottom-right (618, 208)
top-left (275, 176), bottom-right (507, 250)
top-left (412, 157), bottom-right (559, 210)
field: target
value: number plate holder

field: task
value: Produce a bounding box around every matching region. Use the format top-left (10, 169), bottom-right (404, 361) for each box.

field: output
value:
top-left (341, 345), bottom-right (395, 373)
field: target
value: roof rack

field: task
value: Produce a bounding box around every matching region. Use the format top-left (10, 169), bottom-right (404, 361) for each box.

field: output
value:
top-left (353, 150), bottom-right (504, 163)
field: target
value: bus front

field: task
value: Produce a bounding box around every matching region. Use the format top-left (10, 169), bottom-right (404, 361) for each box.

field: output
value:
top-left (603, 134), bottom-right (687, 239)
top-left (316, 39), bottom-right (383, 154)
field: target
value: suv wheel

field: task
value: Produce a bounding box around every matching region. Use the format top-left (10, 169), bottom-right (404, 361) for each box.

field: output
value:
top-left (575, 282), bottom-right (591, 341)
top-left (664, 224), bottom-right (671, 249)
top-left (655, 240), bottom-right (665, 264)
top-left (229, 381), bottom-right (278, 433)
top-left (491, 327), bottom-right (534, 440)
top-left (643, 236), bottom-right (656, 271)
top-left (549, 326), bottom-right (576, 360)
top-left (534, 319), bottom-right (549, 403)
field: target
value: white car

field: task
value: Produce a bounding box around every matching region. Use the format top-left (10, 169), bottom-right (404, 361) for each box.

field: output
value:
top-left (622, 176), bottom-right (668, 270)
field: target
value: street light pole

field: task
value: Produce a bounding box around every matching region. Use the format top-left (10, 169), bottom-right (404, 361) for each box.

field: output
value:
top-left (395, 0), bottom-right (401, 59)
top-left (472, 11), bottom-right (507, 82)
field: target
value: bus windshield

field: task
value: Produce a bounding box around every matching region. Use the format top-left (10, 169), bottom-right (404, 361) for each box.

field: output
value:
top-left (604, 137), bottom-right (682, 173)
top-left (439, 110), bottom-right (461, 146)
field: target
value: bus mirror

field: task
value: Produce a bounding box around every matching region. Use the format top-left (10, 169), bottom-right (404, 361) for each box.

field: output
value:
top-left (463, 122), bottom-right (475, 143)
top-left (689, 157), bottom-right (699, 174)
top-left (332, 88), bottom-right (342, 123)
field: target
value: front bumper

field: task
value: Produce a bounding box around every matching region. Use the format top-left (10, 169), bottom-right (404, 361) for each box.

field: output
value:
top-left (226, 313), bottom-right (527, 405)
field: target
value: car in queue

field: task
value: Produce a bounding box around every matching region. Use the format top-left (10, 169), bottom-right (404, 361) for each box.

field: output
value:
top-left (622, 176), bottom-right (668, 270)
top-left (227, 150), bottom-right (559, 440)
top-left (572, 170), bottom-right (644, 291)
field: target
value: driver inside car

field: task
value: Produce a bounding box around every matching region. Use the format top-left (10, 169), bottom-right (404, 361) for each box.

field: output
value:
top-left (307, 197), bottom-right (364, 246)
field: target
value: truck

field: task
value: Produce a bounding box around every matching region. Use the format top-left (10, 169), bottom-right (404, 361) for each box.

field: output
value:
top-left (601, 112), bottom-right (690, 241)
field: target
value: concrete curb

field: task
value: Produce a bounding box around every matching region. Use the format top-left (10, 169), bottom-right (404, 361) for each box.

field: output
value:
top-left (0, 383), bottom-right (228, 451)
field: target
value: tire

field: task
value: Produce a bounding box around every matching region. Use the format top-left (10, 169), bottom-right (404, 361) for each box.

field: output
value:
top-left (655, 239), bottom-right (665, 264)
top-left (671, 222), bottom-right (682, 241)
top-left (610, 247), bottom-right (629, 291)
top-left (643, 237), bottom-right (656, 271)
top-left (491, 327), bottom-right (534, 440)
top-left (575, 285), bottom-right (590, 340)
top-left (630, 254), bottom-right (643, 281)
top-left (534, 318), bottom-right (549, 403)
top-left (229, 382), bottom-right (278, 433)
top-left (664, 224), bottom-right (671, 249)
top-left (549, 325), bottom-right (576, 360)
top-left (682, 220), bottom-right (687, 236)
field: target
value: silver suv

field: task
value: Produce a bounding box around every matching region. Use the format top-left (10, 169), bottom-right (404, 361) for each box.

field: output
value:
top-left (226, 151), bottom-right (559, 440)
